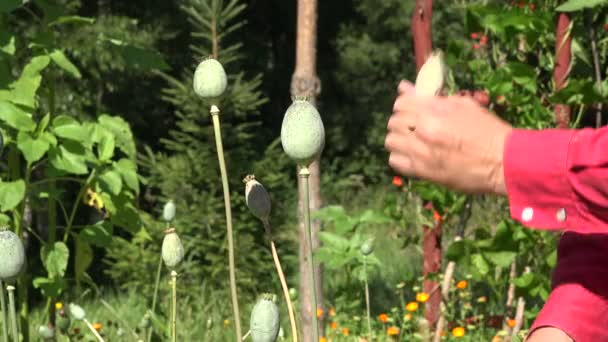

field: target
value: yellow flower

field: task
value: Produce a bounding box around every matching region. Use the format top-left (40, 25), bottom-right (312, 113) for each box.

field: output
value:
top-left (223, 319), bottom-right (230, 326)
top-left (342, 327), bottom-right (349, 336)
top-left (92, 323), bottom-right (102, 331)
top-left (456, 280), bottom-right (468, 289)
top-left (319, 337), bottom-right (327, 342)
top-left (84, 188), bottom-right (105, 211)
top-left (316, 308), bottom-right (323, 318)
top-left (387, 326), bottom-right (400, 336)
top-left (405, 302), bottom-right (418, 312)
top-left (378, 313), bottom-right (388, 323)
top-left (452, 327), bottom-right (465, 337)
top-left (55, 302), bottom-right (63, 310)
top-left (329, 307), bottom-right (336, 317)
top-left (416, 292), bottom-right (429, 303)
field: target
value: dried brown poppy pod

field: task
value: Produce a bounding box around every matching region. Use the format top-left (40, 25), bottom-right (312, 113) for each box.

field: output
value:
top-left (414, 50), bottom-right (447, 97)
top-left (0, 227), bottom-right (25, 281)
top-left (162, 228), bottom-right (185, 269)
top-left (243, 175), bottom-right (271, 223)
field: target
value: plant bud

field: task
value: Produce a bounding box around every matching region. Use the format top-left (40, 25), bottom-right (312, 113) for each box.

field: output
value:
top-left (0, 227), bottom-right (25, 281)
top-left (163, 200), bottom-right (176, 222)
top-left (280, 99), bottom-right (325, 167)
top-left (38, 325), bottom-right (55, 340)
top-left (243, 175), bottom-right (271, 222)
top-left (288, 288), bottom-right (297, 301)
top-left (193, 58), bottom-right (227, 99)
top-left (69, 303), bottom-right (86, 320)
top-left (414, 50), bottom-right (447, 97)
top-left (138, 312), bottom-right (151, 329)
top-left (360, 240), bottom-right (374, 256)
top-left (162, 228), bottom-right (184, 268)
top-left (56, 310), bottom-right (71, 331)
top-left (250, 293), bottom-right (280, 342)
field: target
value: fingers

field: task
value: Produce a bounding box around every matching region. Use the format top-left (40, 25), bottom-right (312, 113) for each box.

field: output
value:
top-left (398, 80), bottom-right (416, 95)
top-left (388, 153), bottom-right (414, 176)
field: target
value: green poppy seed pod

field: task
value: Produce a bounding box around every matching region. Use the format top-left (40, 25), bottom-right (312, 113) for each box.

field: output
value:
top-left (280, 99), bottom-right (325, 167)
top-left (360, 240), bottom-right (374, 256)
top-left (0, 227), bottom-right (25, 281)
top-left (69, 303), bottom-right (86, 320)
top-left (414, 50), bottom-right (447, 97)
top-left (288, 287), bottom-right (297, 301)
top-left (163, 200), bottom-right (176, 222)
top-left (38, 325), bottom-right (55, 340)
top-left (193, 58), bottom-right (227, 99)
top-left (56, 311), bottom-right (71, 331)
top-left (117, 328), bottom-right (125, 337)
top-left (250, 293), bottom-right (280, 342)
top-left (244, 175), bottom-right (271, 222)
top-left (162, 228), bottom-right (185, 268)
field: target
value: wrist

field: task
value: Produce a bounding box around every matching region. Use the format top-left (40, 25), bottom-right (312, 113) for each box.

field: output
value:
top-left (490, 125), bottom-right (512, 196)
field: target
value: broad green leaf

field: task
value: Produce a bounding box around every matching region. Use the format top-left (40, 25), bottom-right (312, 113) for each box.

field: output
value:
top-left (41, 241), bottom-right (69, 278)
top-left (319, 231), bottom-right (350, 251)
top-left (49, 143), bottom-right (88, 175)
top-left (546, 249), bottom-right (557, 268)
top-left (98, 169), bottom-right (122, 195)
top-left (0, 214), bottom-right (9, 225)
top-left (74, 238), bottom-right (93, 287)
top-left (0, 31), bottom-right (15, 56)
top-left (514, 272), bottom-right (536, 288)
top-left (0, 101), bottom-right (36, 131)
top-left (98, 134), bottom-right (115, 161)
top-left (49, 50), bottom-right (81, 78)
top-left (108, 194), bottom-right (141, 233)
top-left (33, 277), bottom-right (65, 298)
top-left (17, 131), bottom-right (50, 164)
top-left (556, 0), bottom-right (607, 11)
top-left (484, 251), bottom-right (517, 268)
top-left (52, 115), bottom-right (89, 143)
top-left (10, 55), bottom-right (51, 108)
top-left (79, 221), bottom-right (113, 247)
top-left (471, 253), bottom-right (489, 276)
top-left (446, 240), bottom-right (469, 262)
top-left (0, 180), bottom-right (25, 211)
top-left (115, 159), bottom-right (139, 194)
top-left (37, 113), bottom-right (51, 134)
top-left (98, 115), bottom-right (136, 159)
top-left (0, 0), bottom-right (20, 13)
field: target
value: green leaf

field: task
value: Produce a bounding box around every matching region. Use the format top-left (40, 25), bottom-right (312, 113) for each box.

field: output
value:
top-left (107, 40), bottom-right (169, 71)
top-left (98, 169), bottom-right (122, 195)
top-left (556, 0), bottom-right (607, 12)
top-left (0, 31), bottom-right (15, 56)
top-left (484, 251), bottom-right (517, 268)
top-left (0, 0), bottom-right (20, 13)
top-left (114, 159), bottom-right (139, 194)
top-left (74, 238), bottom-right (93, 287)
top-left (471, 254), bottom-right (489, 276)
top-left (0, 180), bottom-right (25, 211)
top-left (0, 101), bottom-right (36, 131)
top-left (319, 232), bottom-right (350, 251)
top-left (17, 131), bottom-right (50, 164)
top-left (79, 221), bottom-right (113, 247)
top-left (514, 272), bottom-right (536, 289)
top-left (98, 115), bottom-right (136, 159)
top-left (48, 16), bottom-right (95, 26)
top-left (9, 55), bottom-right (51, 108)
top-left (33, 277), bottom-right (65, 298)
top-left (446, 240), bottom-right (469, 262)
top-left (98, 133), bottom-right (115, 161)
top-left (49, 143), bottom-right (88, 175)
top-left (52, 115), bottom-right (89, 143)
top-left (41, 241), bottom-right (69, 278)
top-left (37, 113), bottom-right (51, 134)
top-left (546, 249), bottom-right (557, 268)
top-left (49, 50), bottom-right (81, 78)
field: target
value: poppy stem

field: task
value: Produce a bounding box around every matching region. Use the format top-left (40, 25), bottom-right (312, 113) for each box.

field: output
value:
top-left (0, 280), bottom-right (8, 342)
top-left (364, 256), bottom-right (372, 341)
top-left (6, 286), bottom-right (18, 342)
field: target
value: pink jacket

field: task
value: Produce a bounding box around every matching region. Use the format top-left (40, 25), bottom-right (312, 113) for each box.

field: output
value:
top-left (504, 127), bottom-right (608, 341)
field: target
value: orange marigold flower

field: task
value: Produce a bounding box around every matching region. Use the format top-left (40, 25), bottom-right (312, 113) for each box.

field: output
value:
top-left (416, 292), bottom-right (429, 303)
top-left (507, 318), bottom-right (517, 328)
top-left (404, 313), bottom-right (412, 321)
top-left (387, 326), bottom-right (400, 336)
top-left (342, 327), bottom-right (349, 336)
top-left (329, 307), bottom-right (336, 317)
top-left (55, 302), bottom-right (63, 310)
top-left (330, 322), bottom-right (337, 329)
top-left (316, 308), bottom-right (323, 318)
top-left (378, 313), bottom-right (388, 323)
top-left (405, 302), bottom-right (418, 312)
top-left (433, 210), bottom-right (442, 222)
top-left (92, 323), bottom-right (102, 331)
top-left (452, 327), bottom-right (465, 337)
top-left (319, 337), bottom-right (327, 342)
top-left (456, 280), bottom-right (468, 289)
top-left (392, 176), bottom-right (403, 187)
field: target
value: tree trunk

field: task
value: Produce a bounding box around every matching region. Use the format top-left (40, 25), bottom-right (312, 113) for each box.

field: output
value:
top-left (554, 13), bottom-right (572, 128)
top-left (411, 0), bottom-right (441, 328)
top-left (291, 0), bottom-right (324, 341)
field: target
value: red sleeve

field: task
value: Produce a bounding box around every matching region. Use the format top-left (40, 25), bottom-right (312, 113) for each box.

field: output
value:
top-left (503, 126), bottom-right (608, 233)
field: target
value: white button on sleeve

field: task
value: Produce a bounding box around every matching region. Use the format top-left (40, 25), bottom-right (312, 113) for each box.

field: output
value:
top-left (522, 207), bottom-right (534, 222)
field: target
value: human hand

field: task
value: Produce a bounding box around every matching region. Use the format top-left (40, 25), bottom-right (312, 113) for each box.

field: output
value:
top-left (384, 81), bottom-right (513, 195)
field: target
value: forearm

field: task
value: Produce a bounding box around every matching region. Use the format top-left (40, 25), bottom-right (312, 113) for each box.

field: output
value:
top-left (503, 126), bottom-right (608, 233)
